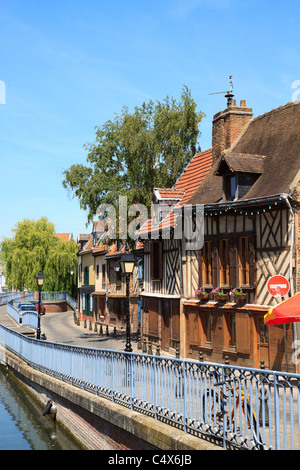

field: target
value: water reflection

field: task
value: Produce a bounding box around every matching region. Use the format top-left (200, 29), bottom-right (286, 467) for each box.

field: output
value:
top-left (0, 365), bottom-right (82, 450)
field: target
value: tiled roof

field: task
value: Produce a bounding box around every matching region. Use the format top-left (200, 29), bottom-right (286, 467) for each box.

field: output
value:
top-left (55, 233), bottom-right (72, 242)
top-left (174, 149), bottom-right (213, 202)
top-left (190, 101), bottom-right (300, 205)
top-left (214, 153), bottom-right (266, 175)
top-left (79, 224), bottom-right (144, 257)
top-left (153, 188), bottom-right (185, 200)
top-left (105, 240), bottom-right (144, 258)
top-left (138, 148), bottom-right (213, 235)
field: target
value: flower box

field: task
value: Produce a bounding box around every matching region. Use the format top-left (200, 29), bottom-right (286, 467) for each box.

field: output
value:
top-left (197, 293), bottom-right (209, 300)
top-left (236, 294), bottom-right (246, 301)
top-left (214, 294), bottom-right (227, 301)
top-left (194, 288), bottom-right (209, 300)
top-left (211, 288), bottom-right (227, 302)
top-left (229, 288), bottom-right (246, 301)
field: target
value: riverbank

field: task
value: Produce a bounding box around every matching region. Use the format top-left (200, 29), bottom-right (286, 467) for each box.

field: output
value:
top-left (1, 346), bottom-right (222, 451)
top-left (0, 304), bottom-right (222, 451)
top-left (0, 363), bottom-right (82, 450)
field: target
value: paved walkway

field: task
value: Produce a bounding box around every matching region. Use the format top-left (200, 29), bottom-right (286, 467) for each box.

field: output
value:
top-left (0, 304), bottom-right (173, 357)
top-left (0, 304), bottom-right (146, 354)
top-left (41, 309), bottom-right (142, 353)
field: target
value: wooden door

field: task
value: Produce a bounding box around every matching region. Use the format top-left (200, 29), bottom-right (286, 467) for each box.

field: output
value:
top-left (171, 300), bottom-right (180, 349)
top-left (186, 307), bottom-right (201, 359)
top-left (148, 298), bottom-right (158, 339)
top-left (100, 296), bottom-right (106, 316)
top-left (86, 294), bottom-right (90, 315)
top-left (162, 300), bottom-right (171, 350)
top-left (94, 297), bottom-right (99, 321)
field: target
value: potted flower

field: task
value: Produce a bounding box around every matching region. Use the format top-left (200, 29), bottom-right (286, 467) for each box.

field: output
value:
top-left (211, 287), bottom-right (227, 301)
top-left (230, 288), bottom-right (246, 301)
top-left (194, 288), bottom-right (209, 300)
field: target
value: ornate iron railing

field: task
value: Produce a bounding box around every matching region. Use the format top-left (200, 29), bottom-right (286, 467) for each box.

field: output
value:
top-left (5, 292), bottom-right (77, 330)
top-left (0, 291), bottom-right (77, 309)
top-left (0, 292), bottom-right (34, 306)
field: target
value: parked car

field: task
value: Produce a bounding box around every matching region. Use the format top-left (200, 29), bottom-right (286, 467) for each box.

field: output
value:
top-left (18, 303), bottom-right (38, 324)
top-left (29, 300), bottom-right (46, 315)
top-left (18, 303), bottom-right (37, 311)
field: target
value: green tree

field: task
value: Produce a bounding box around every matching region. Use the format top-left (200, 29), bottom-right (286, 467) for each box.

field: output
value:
top-left (0, 217), bottom-right (78, 297)
top-left (62, 86), bottom-right (204, 229)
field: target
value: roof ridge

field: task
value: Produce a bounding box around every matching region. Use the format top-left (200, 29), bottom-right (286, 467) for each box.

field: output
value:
top-left (226, 153), bottom-right (267, 159)
top-left (252, 100), bottom-right (300, 122)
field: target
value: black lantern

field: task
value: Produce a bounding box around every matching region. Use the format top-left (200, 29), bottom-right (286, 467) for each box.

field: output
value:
top-left (36, 271), bottom-right (44, 288)
top-left (114, 261), bottom-right (121, 273)
top-left (120, 251), bottom-right (135, 275)
top-left (120, 251), bottom-right (135, 352)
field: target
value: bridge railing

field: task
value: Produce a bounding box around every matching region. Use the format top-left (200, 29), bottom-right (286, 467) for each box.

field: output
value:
top-left (0, 292), bottom-right (34, 306)
top-left (6, 302), bottom-right (22, 325)
top-left (5, 292), bottom-right (77, 330)
top-left (21, 311), bottom-right (39, 330)
top-left (41, 291), bottom-right (77, 309)
top-left (0, 323), bottom-right (299, 450)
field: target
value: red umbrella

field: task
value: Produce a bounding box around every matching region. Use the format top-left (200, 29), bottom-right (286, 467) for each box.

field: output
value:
top-left (264, 292), bottom-right (300, 325)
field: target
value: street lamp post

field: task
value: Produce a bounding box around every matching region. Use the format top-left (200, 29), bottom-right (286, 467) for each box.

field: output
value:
top-left (36, 271), bottom-right (44, 340)
top-left (120, 251), bottom-right (135, 353)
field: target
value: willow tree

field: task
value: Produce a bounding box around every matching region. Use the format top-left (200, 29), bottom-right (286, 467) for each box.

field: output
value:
top-left (62, 86), bottom-right (205, 229)
top-left (0, 217), bottom-right (78, 296)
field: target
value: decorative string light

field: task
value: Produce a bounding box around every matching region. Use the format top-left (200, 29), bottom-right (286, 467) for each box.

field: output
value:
top-left (159, 195), bottom-right (287, 231)
top-left (203, 196), bottom-right (284, 217)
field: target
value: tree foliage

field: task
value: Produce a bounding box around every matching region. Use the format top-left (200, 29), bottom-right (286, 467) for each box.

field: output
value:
top-left (62, 86), bottom-right (205, 227)
top-left (0, 217), bottom-right (78, 297)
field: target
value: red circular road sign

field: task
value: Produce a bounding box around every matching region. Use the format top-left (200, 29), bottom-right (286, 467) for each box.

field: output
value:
top-left (267, 275), bottom-right (290, 297)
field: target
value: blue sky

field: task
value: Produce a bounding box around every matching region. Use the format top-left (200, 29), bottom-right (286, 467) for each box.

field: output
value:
top-left (0, 0), bottom-right (299, 241)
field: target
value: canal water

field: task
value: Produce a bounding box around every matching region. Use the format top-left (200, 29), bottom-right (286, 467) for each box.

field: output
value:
top-left (0, 365), bottom-right (82, 450)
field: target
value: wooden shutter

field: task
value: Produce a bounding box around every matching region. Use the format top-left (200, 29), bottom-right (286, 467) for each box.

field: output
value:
top-left (236, 312), bottom-right (251, 354)
top-left (158, 241), bottom-right (163, 280)
top-left (212, 238), bottom-right (218, 286)
top-left (150, 241), bottom-right (163, 280)
top-left (84, 267), bottom-right (89, 285)
top-left (198, 248), bottom-right (203, 286)
top-left (150, 243), bottom-right (154, 280)
top-left (249, 234), bottom-right (256, 287)
top-left (149, 298), bottom-right (159, 337)
top-left (171, 300), bottom-right (180, 343)
top-left (229, 235), bottom-right (237, 287)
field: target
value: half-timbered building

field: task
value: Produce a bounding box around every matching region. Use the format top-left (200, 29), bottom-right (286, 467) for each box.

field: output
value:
top-left (92, 237), bottom-right (109, 324)
top-left (105, 241), bottom-right (143, 333)
top-left (78, 222), bottom-right (143, 335)
top-left (138, 149), bottom-right (213, 355)
top-left (77, 233), bottom-right (95, 321)
top-left (138, 97), bottom-right (300, 372)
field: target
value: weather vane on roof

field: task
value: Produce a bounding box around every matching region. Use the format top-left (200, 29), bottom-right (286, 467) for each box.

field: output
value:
top-left (209, 75), bottom-right (234, 106)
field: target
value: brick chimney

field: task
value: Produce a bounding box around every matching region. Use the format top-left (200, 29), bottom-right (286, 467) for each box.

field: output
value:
top-left (212, 99), bottom-right (253, 162)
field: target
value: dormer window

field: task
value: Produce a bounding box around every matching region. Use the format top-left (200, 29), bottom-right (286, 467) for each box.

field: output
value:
top-left (225, 173), bottom-right (237, 201)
